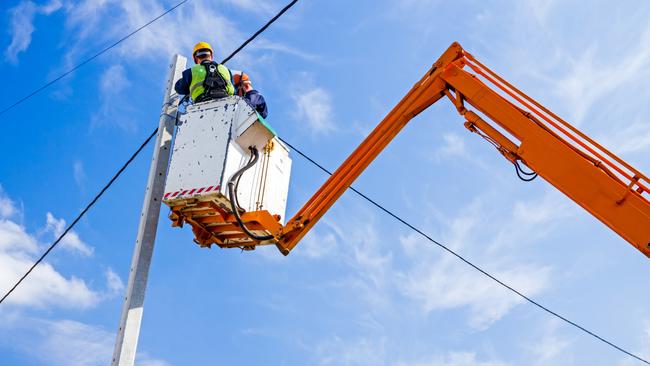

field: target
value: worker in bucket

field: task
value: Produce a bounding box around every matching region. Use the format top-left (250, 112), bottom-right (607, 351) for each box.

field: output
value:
top-left (175, 41), bottom-right (234, 103)
top-left (233, 72), bottom-right (268, 119)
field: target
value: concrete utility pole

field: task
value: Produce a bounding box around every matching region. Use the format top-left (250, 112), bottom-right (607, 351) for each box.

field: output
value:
top-left (112, 54), bottom-right (187, 366)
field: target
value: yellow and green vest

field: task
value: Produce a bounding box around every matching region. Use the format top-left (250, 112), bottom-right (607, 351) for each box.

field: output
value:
top-left (189, 62), bottom-right (234, 102)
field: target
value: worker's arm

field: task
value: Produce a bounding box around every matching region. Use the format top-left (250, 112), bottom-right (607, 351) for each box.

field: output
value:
top-left (174, 69), bottom-right (192, 95)
top-left (246, 90), bottom-right (268, 119)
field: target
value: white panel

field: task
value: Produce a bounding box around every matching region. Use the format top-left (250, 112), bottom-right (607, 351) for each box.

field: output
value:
top-left (163, 99), bottom-right (238, 200)
top-left (164, 96), bottom-right (292, 224)
top-left (264, 139), bottom-right (292, 224)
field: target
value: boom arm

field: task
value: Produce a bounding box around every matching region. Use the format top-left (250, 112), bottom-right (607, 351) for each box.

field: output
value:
top-left (275, 42), bottom-right (650, 258)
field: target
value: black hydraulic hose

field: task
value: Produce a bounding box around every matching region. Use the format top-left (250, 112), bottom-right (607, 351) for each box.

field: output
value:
top-left (514, 160), bottom-right (538, 182)
top-left (227, 146), bottom-right (274, 241)
top-left (233, 152), bottom-right (255, 212)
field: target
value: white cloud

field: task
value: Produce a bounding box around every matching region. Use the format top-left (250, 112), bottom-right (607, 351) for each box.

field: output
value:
top-left (525, 0), bottom-right (559, 24)
top-left (0, 185), bottom-right (18, 219)
top-left (547, 27), bottom-right (650, 125)
top-left (434, 132), bottom-right (467, 160)
top-left (299, 228), bottom-right (338, 259)
top-left (221, 0), bottom-right (276, 16)
top-left (100, 64), bottom-right (129, 94)
top-left (91, 63), bottom-right (136, 132)
top-left (4, 0), bottom-right (62, 64)
top-left (396, 197), bottom-right (554, 330)
top-left (0, 190), bottom-right (99, 309)
top-left (0, 190), bottom-right (154, 365)
top-left (73, 160), bottom-right (87, 189)
top-left (53, 0), bottom-right (289, 130)
top-left (4, 1), bottom-right (37, 64)
top-left (254, 38), bottom-right (320, 61)
top-left (45, 212), bottom-right (94, 256)
top-left (297, 195), bottom-right (557, 332)
top-left (293, 87), bottom-right (335, 135)
top-left (0, 239), bottom-right (99, 308)
top-left (398, 249), bottom-right (551, 330)
top-left (60, 0), bottom-right (246, 64)
top-left (598, 118), bottom-right (650, 155)
top-left (525, 320), bottom-right (572, 366)
top-left (34, 318), bottom-right (114, 366)
top-left (617, 322), bottom-right (650, 366)
top-left (0, 315), bottom-right (169, 366)
top-left (487, 191), bottom-right (574, 254)
top-left (104, 267), bottom-right (124, 297)
top-left (314, 335), bottom-right (386, 366)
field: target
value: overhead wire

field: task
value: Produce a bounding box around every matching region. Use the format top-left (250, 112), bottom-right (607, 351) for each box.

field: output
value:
top-left (277, 137), bottom-right (650, 365)
top-left (0, 128), bottom-right (158, 305)
top-left (0, 0), bottom-right (301, 304)
top-left (0, 0), bottom-right (191, 119)
top-left (2, 0), bottom-right (645, 363)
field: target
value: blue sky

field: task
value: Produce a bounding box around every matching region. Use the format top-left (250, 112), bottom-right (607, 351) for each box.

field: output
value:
top-left (1, 0), bottom-right (650, 365)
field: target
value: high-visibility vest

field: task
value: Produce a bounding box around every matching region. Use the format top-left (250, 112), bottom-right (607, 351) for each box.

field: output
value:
top-left (190, 62), bottom-right (234, 102)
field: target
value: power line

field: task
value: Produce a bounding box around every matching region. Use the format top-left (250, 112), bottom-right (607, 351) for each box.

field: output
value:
top-left (0, 0), bottom-right (191, 119)
top-left (221, 0), bottom-right (299, 64)
top-left (0, 128), bottom-right (158, 305)
top-left (278, 137), bottom-right (650, 365)
top-left (0, 0), bottom-right (300, 304)
top-left (7, 0), bottom-right (640, 362)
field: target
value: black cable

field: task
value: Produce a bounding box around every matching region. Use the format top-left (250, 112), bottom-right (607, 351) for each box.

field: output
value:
top-left (234, 149), bottom-right (256, 212)
top-left (0, 127), bottom-right (158, 305)
top-left (515, 160), bottom-right (538, 182)
top-left (0, 1), bottom-right (299, 305)
top-left (0, 0), bottom-right (190, 119)
top-left (515, 160), bottom-right (537, 176)
top-left (277, 137), bottom-right (650, 365)
top-left (227, 147), bottom-right (274, 241)
top-left (221, 0), bottom-right (299, 64)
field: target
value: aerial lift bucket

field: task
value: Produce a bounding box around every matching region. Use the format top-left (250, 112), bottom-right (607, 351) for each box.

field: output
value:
top-left (163, 96), bottom-right (292, 251)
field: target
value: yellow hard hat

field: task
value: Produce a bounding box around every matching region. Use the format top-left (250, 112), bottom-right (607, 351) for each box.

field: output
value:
top-left (192, 41), bottom-right (213, 57)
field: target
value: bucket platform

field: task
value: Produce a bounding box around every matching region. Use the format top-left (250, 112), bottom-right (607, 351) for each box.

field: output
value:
top-left (163, 96), bottom-right (292, 250)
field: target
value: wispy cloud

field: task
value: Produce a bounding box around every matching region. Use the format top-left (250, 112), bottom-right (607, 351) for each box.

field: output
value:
top-left (434, 132), bottom-right (467, 161)
top-left (4, 0), bottom-right (63, 64)
top-left (104, 267), bottom-right (124, 297)
top-left (221, 0), bottom-right (277, 16)
top-left (617, 322), bottom-right (650, 366)
top-left (59, 0), bottom-right (246, 65)
top-left (396, 195), bottom-right (557, 330)
top-left (0, 185), bottom-right (17, 219)
top-left (552, 35), bottom-right (650, 125)
top-left (525, 0), bottom-right (559, 24)
top-left (73, 160), bottom-right (87, 189)
top-left (45, 212), bottom-right (94, 256)
top-left (398, 232), bottom-right (551, 330)
top-left (598, 118), bottom-right (650, 155)
top-left (525, 320), bottom-right (572, 366)
top-left (314, 335), bottom-right (386, 366)
top-left (91, 63), bottom-right (136, 132)
top-left (0, 225), bottom-right (98, 308)
top-left (292, 87), bottom-right (336, 135)
top-left (0, 190), bottom-right (107, 309)
top-left (0, 315), bottom-right (169, 366)
top-left (0, 189), bottom-right (154, 365)
top-left (299, 227), bottom-right (338, 259)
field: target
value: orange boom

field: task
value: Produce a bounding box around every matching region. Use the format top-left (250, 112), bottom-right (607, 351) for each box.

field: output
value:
top-left (169, 42), bottom-right (650, 258)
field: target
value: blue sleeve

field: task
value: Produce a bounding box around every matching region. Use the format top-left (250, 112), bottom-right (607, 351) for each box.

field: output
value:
top-left (245, 91), bottom-right (268, 119)
top-left (256, 93), bottom-right (268, 119)
top-left (174, 69), bottom-right (192, 95)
